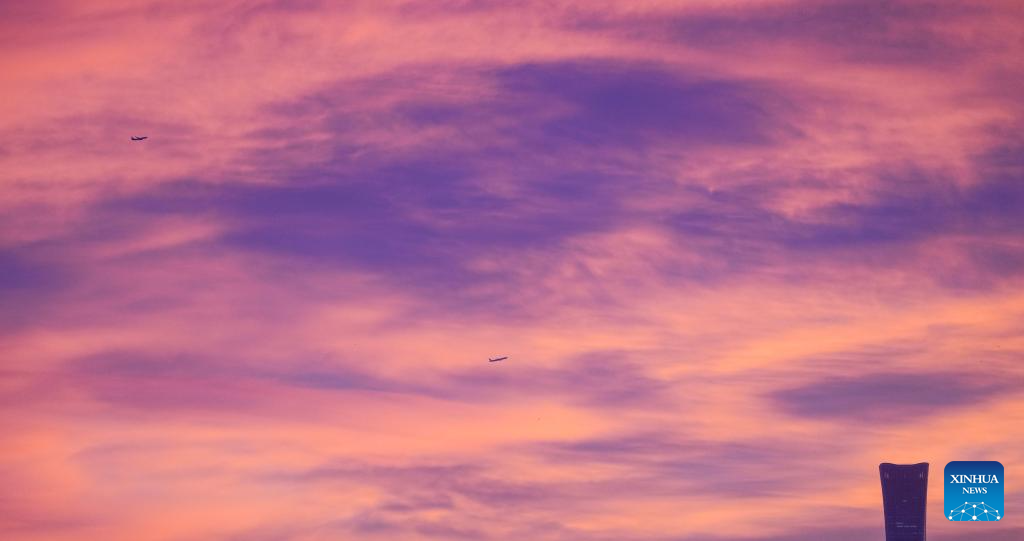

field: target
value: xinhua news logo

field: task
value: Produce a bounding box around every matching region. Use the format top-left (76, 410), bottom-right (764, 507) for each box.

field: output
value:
top-left (945, 461), bottom-right (1004, 522)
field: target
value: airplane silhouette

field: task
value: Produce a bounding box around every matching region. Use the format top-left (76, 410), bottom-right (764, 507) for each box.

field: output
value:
top-left (488, 356), bottom-right (508, 362)
top-left (130, 136), bottom-right (148, 141)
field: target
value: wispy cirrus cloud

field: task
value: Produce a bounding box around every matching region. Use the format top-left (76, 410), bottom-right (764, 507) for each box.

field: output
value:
top-left (2, 1), bottom-right (1023, 540)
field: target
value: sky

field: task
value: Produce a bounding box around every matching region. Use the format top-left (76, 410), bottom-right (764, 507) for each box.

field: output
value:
top-left (1, 0), bottom-right (1023, 539)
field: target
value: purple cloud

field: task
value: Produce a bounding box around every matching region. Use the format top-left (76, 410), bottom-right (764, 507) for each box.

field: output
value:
top-left (772, 371), bottom-right (1022, 422)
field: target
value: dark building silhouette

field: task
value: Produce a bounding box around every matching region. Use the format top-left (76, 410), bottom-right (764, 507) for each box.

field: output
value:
top-left (879, 462), bottom-right (928, 541)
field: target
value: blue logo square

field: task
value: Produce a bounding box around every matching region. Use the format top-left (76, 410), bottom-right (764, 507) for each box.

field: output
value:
top-left (945, 461), bottom-right (1004, 522)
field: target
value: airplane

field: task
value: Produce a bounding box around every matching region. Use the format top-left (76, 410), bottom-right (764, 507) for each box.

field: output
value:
top-left (130, 136), bottom-right (148, 141)
top-left (488, 356), bottom-right (508, 362)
